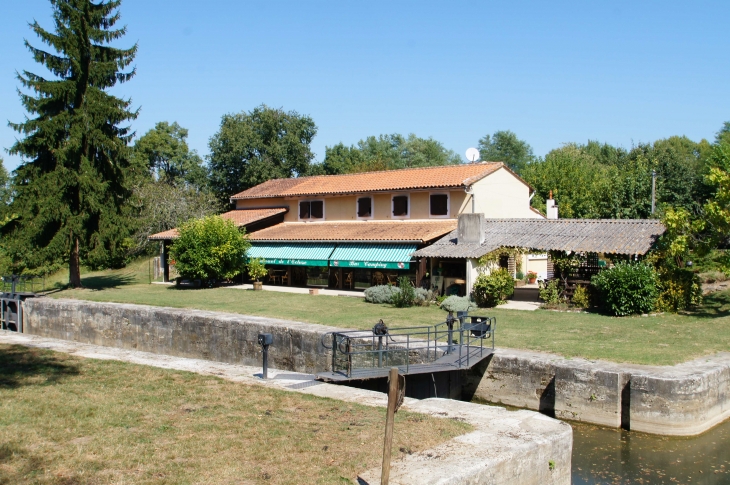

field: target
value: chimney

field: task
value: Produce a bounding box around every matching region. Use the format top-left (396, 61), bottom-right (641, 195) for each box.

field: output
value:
top-left (546, 190), bottom-right (559, 220)
top-left (458, 213), bottom-right (485, 245)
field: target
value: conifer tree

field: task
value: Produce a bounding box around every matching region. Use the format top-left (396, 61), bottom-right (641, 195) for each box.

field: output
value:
top-left (7, 0), bottom-right (138, 287)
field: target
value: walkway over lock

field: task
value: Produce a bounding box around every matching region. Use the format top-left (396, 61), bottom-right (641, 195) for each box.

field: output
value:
top-left (316, 314), bottom-right (496, 382)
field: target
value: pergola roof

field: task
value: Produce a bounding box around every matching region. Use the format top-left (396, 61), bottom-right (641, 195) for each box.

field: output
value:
top-left (412, 218), bottom-right (666, 258)
top-left (248, 220), bottom-right (456, 243)
top-left (148, 208), bottom-right (287, 240)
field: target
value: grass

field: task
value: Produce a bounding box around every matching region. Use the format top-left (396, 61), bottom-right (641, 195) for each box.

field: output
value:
top-left (48, 259), bottom-right (730, 366)
top-left (0, 344), bottom-right (470, 485)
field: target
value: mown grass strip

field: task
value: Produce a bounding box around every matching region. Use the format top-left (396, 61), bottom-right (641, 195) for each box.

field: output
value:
top-left (0, 344), bottom-right (470, 485)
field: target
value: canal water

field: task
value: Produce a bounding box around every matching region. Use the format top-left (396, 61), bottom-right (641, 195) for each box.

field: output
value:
top-left (571, 419), bottom-right (730, 484)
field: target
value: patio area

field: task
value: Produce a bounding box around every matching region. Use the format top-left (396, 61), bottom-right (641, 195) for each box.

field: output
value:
top-left (229, 283), bottom-right (365, 298)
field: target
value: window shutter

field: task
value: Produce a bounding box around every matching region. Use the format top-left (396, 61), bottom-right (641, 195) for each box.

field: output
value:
top-left (299, 201), bottom-right (311, 219)
top-left (430, 194), bottom-right (448, 216)
top-left (393, 196), bottom-right (408, 216)
top-left (311, 200), bottom-right (324, 219)
top-left (357, 197), bottom-right (372, 217)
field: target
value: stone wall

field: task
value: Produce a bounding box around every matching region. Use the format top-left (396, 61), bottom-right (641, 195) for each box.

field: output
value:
top-left (464, 348), bottom-right (730, 436)
top-left (23, 298), bottom-right (339, 374)
top-left (21, 297), bottom-right (730, 436)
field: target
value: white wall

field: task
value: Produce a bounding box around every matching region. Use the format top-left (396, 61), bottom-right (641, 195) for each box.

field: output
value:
top-left (469, 167), bottom-right (543, 219)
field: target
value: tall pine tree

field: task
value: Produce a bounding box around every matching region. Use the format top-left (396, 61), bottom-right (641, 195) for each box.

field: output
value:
top-left (7, 0), bottom-right (138, 287)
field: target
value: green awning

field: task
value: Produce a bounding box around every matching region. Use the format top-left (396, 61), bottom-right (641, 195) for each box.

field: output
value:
top-left (329, 244), bottom-right (417, 270)
top-left (248, 243), bottom-right (335, 267)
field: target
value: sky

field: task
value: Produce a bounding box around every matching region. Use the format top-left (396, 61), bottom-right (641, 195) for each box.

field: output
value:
top-left (1, 1), bottom-right (729, 173)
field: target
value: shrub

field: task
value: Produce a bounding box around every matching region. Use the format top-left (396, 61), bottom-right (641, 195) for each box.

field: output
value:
top-left (247, 257), bottom-right (268, 282)
top-left (440, 295), bottom-right (474, 313)
top-left (170, 215), bottom-right (250, 285)
top-left (591, 262), bottom-right (658, 316)
top-left (656, 267), bottom-right (702, 312)
top-left (539, 279), bottom-right (563, 305)
top-left (414, 288), bottom-right (434, 306)
top-left (392, 277), bottom-right (417, 307)
top-left (364, 285), bottom-right (400, 304)
top-left (571, 284), bottom-right (590, 308)
top-left (472, 268), bottom-right (515, 307)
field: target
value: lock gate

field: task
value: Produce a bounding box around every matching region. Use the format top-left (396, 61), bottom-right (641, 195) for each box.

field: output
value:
top-left (0, 275), bottom-right (38, 332)
top-left (316, 314), bottom-right (495, 382)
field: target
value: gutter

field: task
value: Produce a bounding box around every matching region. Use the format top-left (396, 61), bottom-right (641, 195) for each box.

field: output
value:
top-left (249, 239), bottom-right (424, 244)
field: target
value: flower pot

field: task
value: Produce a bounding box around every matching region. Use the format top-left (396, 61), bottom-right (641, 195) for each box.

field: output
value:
top-left (309, 288), bottom-right (319, 295)
top-left (253, 281), bottom-right (263, 291)
top-left (528, 278), bottom-right (536, 284)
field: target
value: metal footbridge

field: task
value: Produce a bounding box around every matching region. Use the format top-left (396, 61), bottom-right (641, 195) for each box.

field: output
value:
top-left (316, 314), bottom-right (496, 382)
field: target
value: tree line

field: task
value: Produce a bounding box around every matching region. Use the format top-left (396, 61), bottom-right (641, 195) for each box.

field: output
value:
top-left (3, 0), bottom-right (729, 286)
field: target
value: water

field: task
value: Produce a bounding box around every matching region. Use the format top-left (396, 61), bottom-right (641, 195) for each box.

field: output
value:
top-left (572, 419), bottom-right (730, 484)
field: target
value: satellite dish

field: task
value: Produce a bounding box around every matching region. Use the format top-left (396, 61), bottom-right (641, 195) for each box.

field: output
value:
top-left (465, 147), bottom-right (480, 162)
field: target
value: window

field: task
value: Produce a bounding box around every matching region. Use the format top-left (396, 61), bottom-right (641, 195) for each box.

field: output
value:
top-left (357, 197), bottom-right (373, 218)
top-left (299, 200), bottom-right (324, 220)
top-left (392, 195), bottom-right (409, 218)
top-left (430, 193), bottom-right (449, 217)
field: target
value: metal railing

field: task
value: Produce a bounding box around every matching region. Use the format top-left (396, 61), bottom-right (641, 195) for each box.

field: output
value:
top-left (321, 314), bottom-right (496, 378)
top-left (1, 275), bottom-right (45, 294)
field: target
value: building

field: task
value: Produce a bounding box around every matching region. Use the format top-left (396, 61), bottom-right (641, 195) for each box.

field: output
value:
top-left (150, 162), bottom-right (543, 289)
top-left (414, 214), bottom-right (666, 295)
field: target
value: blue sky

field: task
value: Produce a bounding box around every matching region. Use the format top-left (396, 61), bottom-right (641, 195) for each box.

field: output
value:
top-left (1, 1), bottom-right (729, 172)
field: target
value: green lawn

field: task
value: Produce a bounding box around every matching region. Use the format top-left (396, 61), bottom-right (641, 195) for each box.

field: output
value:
top-left (48, 259), bottom-right (730, 366)
top-left (0, 344), bottom-right (469, 485)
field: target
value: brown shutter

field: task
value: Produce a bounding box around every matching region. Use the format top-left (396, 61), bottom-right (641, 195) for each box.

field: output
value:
top-left (311, 200), bottom-right (324, 219)
top-left (393, 196), bottom-right (408, 216)
top-left (299, 201), bottom-right (310, 219)
top-left (430, 194), bottom-right (448, 216)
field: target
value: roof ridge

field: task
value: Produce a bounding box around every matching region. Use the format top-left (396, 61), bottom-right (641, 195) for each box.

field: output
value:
top-left (482, 218), bottom-right (663, 223)
top-left (289, 161), bottom-right (502, 182)
top-left (274, 220), bottom-right (457, 224)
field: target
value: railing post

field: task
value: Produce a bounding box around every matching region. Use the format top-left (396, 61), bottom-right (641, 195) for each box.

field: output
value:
top-left (406, 334), bottom-right (410, 374)
top-left (347, 338), bottom-right (352, 377)
top-left (331, 334), bottom-right (337, 372)
top-left (378, 336), bottom-right (383, 368)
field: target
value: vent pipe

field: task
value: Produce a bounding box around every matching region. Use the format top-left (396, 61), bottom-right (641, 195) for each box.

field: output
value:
top-left (546, 190), bottom-right (559, 220)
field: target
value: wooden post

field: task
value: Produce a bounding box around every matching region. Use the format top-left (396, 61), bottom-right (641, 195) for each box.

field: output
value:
top-left (162, 241), bottom-right (169, 282)
top-left (381, 367), bottom-right (399, 485)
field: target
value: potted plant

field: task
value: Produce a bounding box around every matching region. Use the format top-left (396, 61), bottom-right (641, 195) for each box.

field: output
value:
top-left (526, 271), bottom-right (538, 284)
top-left (248, 258), bottom-right (268, 291)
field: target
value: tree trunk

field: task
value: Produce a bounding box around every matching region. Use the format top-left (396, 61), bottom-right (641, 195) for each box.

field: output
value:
top-left (69, 236), bottom-right (82, 288)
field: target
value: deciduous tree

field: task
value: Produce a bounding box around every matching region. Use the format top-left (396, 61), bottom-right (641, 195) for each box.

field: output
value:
top-left (319, 134), bottom-right (460, 174)
top-left (477, 130), bottom-right (534, 173)
top-left (208, 105), bottom-right (317, 205)
top-left (133, 121), bottom-right (208, 189)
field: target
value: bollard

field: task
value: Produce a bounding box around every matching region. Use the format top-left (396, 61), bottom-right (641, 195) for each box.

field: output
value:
top-left (257, 333), bottom-right (273, 379)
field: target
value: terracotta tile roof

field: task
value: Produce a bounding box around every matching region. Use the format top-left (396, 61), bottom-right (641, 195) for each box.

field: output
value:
top-left (231, 163), bottom-right (506, 200)
top-left (148, 208), bottom-right (287, 240)
top-left (219, 207), bottom-right (287, 225)
top-left (248, 220), bottom-right (457, 243)
top-left (413, 218), bottom-right (666, 258)
top-left (148, 228), bottom-right (180, 241)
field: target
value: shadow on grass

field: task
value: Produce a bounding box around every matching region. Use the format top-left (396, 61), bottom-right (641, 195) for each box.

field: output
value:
top-left (686, 290), bottom-right (730, 319)
top-left (80, 272), bottom-right (138, 291)
top-left (0, 345), bottom-right (79, 388)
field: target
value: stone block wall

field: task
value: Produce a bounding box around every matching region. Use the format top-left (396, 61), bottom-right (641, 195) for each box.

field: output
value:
top-left (23, 298), bottom-right (339, 374)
